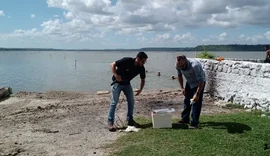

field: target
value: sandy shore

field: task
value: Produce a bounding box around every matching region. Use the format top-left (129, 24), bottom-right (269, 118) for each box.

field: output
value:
top-left (0, 89), bottom-right (241, 156)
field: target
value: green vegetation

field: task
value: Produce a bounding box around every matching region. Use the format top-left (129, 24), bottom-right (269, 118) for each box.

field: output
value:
top-left (196, 45), bottom-right (216, 59)
top-left (108, 113), bottom-right (270, 156)
top-left (194, 44), bottom-right (266, 51)
top-left (196, 51), bottom-right (216, 59)
top-left (223, 103), bottom-right (245, 109)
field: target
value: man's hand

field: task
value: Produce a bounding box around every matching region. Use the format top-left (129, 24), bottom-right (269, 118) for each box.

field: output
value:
top-left (180, 88), bottom-right (186, 96)
top-left (115, 74), bottom-right (122, 82)
top-left (135, 89), bottom-right (142, 96)
top-left (192, 93), bottom-right (200, 102)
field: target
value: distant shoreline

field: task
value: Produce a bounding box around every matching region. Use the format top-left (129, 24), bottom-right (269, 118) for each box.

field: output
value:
top-left (0, 44), bottom-right (267, 51)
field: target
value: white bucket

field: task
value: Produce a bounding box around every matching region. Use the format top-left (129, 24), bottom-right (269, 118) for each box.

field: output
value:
top-left (151, 108), bottom-right (175, 129)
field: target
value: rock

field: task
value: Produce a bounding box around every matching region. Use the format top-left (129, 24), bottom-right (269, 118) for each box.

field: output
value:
top-left (0, 148), bottom-right (25, 156)
top-left (32, 128), bottom-right (59, 133)
top-left (261, 114), bottom-right (267, 117)
top-left (96, 91), bottom-right (110, 95)
top-left (0, 87), bottom-right (12, 100)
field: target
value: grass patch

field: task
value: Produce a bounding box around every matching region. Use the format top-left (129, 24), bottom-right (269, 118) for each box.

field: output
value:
top-left (223, 103), bottom-right (245, 109)
top-left (108, 113), bottom-right (270, 156)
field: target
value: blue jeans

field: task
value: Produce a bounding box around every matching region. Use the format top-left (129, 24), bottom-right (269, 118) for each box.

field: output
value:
top-left (181, 82), bottom-right (205, 126)
top-left (108, 83), bottom-right (134, 124)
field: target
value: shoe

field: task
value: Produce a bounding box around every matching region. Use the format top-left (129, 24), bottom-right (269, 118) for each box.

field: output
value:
top-left (188, 124), bottom-right (199, 129)
top-left (127, 119), bottom-right (140, 127)
top-left (108, 122), bottom-right (117, 132)
top-left (178, 119), bottom-right (189, 124)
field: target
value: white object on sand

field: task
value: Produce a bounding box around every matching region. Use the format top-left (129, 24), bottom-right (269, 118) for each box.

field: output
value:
top-left (124, 126), bottom-right (140, 132)
top-left (96, 91), bottom-right (110, 95)
top-left (152, 108), bottom-right (175, 113)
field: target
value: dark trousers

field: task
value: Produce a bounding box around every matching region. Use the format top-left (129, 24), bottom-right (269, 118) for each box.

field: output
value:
top-left (181, 82), bottom-right (205, 126)
top-left (264, 58), bottom-right (270, 63)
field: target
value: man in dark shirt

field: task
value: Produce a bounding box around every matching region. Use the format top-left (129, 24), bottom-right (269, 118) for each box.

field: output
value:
top-left (108, 52), bottom-right (148, 131)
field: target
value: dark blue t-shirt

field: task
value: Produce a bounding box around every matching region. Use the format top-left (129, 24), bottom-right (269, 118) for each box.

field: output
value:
top-left (112, 57), bottom-right (146, 85)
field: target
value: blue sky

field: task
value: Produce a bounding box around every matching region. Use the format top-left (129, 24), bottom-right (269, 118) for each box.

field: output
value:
top-left (0, 0), bottom-right (270, 49)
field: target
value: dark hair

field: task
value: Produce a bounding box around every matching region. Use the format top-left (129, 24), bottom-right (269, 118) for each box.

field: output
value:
top-left (136, 51), bottom-right (148, 59)
top-left (265, 45), bottom-right (270, 50)
top-left (177, 55), bottom-right (187, 61)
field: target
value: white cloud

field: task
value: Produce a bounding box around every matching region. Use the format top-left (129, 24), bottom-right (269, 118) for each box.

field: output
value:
top-left (202, 33), bottom-right (229, 43)
top-left (146, 32), bottom-right (195, 45)
top-left (246, 35), bottom-right (264, 42)
top-left (1, 19), bottom-right (105, 44)
top-left (0, 10), bottom-right (5, 16)
top-left (2, 0), bottom-right (270, 48)
top-left (43, 0), bottom-right (270, 34)
top-left (31, 14), bottom-right (36, 19)
top-left (238, 34), bottom-right (265, 43)
top-left (137, 37), bottom-right (148, 43)
top-left (135, 33), bottom-right (142, 36)
top-left (239, 34), bottom-right (245, 39)
top-left (156, 33), bottom-right (171, 41)
top-left (265, 31), bottom-right (270, 40)
top-left (219, 32), bottom-right (228, 41)
top-left (207, 14), bottom-right (235, 28)
top-left (174, 33), bottom-right (195, 42)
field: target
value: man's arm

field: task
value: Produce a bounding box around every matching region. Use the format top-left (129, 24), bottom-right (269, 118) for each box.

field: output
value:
top-left (135, 79), bottom-right (145, 96)
top-left (139, 79), bottom-right (145, 91)
top-left (176, 66), bottom-right (185, 96)
top-left (193, 64), bottom-right (205, 101)
top-left (178, 75), bottom-right (186, 96)
top-left (195, 81), bottom-right (204, 96)
top-left (267, 50), bottom-right (270, 59)
top-left (110, 62), bottom-right (122, 82)
top-left (110, 62), bottom-right (117, 76)
top-left (178, 75), bottom-right (184, 89)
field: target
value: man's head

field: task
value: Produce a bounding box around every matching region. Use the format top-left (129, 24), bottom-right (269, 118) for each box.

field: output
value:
top-left (265, 45), bottom-right (269, 50)
top-left (135, 51), bottom-right (148, 66)
top-left (176, 55), bottom-right (188, 70)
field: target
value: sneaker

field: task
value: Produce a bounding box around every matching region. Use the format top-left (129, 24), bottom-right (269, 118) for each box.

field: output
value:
top-left (188, 124), bottom-right (199, 129)
top-left (127, 119), bottom-right (140, 127)
top-left (108, 122), bottom-right (117, 132)
top-left (178, 119), bottom-right (189, 124)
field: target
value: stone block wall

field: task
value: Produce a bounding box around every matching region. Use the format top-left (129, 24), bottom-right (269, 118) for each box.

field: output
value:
top-left (198, 59), bottom-right (270, 111)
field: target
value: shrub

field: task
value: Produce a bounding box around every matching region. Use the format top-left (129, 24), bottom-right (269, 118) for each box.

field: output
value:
top-left (196, 45), bottom-right (216, 59)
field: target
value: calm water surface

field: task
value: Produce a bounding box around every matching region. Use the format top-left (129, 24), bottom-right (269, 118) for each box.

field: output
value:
top-left (0, 51), bottom-right (265, 93)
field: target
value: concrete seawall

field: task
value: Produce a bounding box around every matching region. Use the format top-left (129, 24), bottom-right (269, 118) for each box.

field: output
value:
top-left (198, 59), bottom-right (270, 112)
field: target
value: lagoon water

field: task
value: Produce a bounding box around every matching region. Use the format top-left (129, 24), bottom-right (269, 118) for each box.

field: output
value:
top-left (0, 51), bottom-right (265, 93)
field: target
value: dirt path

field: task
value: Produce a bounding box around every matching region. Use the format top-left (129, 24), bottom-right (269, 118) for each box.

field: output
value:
top-left (0, 89), bottom-right (241, 156)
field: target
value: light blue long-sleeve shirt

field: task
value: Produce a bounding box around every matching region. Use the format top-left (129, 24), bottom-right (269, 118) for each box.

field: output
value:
top-left (176, 58), bottom-right (206, 89)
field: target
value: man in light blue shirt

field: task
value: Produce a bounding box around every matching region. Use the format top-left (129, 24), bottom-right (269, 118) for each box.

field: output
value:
top-left (176, 55), bottom-right (206, 128)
